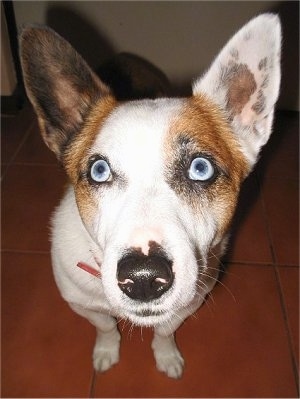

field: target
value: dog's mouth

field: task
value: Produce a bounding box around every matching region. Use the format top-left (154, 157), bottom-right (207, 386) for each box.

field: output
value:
top-left (119, 301), bottom-right (172, 325)
top-left (124, 308), bottom-right (170, 326)
top-left (133, 309), bottom-right (165, 317)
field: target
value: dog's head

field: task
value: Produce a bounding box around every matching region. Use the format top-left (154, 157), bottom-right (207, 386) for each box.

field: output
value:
top-left (20, 14), bottom-right (281, 325)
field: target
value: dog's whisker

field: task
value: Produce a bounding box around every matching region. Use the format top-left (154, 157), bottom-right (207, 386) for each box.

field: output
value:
top-left (119, 317), bottom-right (130, 333)
top-left (139, 326), bottom-right (145, 342)
top-left (203, 291), bottom-right (217, 315)
top-left (214, 279), bottom-right (236, 302)
top-left (128, 322), bottom-right (135, 340)
top-left (194, 285), bottom-right (215, 312)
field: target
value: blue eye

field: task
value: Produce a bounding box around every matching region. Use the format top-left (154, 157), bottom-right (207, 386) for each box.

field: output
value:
top-left (188, 157), bottom-right (215, 181)
top-left (90, 159), bottom-right (111, 183)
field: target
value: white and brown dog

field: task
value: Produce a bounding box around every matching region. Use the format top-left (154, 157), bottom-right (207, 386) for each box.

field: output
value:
top-left (20, 14), bottom-right (281, 378)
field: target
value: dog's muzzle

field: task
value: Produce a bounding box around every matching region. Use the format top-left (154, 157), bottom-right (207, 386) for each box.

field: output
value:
top-left (117, 252), bottom-right (174, 302)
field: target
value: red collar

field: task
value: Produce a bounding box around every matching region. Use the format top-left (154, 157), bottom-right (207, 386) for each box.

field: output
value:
top-left (77, 261), bottom-right (101, 278)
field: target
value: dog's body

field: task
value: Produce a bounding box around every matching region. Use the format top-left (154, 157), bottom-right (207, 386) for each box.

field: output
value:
top-left (20, 14), bottom-right (281, 378)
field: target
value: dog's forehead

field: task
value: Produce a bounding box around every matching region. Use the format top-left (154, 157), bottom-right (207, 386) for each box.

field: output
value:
top-left (93, 98), bottom-right (184, 150)
top-left (90, 98), bottom-right (185, 178)
top-left (89, 95), bottom-right (247, 180)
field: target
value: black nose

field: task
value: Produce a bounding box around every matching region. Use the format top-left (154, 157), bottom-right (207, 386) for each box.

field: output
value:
top-left (117, 252), bottom-right (174, 302)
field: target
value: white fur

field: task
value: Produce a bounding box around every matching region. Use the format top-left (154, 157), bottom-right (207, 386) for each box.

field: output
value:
top-left (51, 98), bottom-right (221, 378)
top-left (22, 14), bottom-right (281, 379)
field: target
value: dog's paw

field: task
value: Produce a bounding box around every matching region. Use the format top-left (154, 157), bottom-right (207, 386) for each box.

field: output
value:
top-left (152, 333), bottom-right (184, 379)
top-left (93, 329), bottom-right (121, 373)
top-left (93, 346), bottom-right (120, 372)
top-left (155, 349), bottom-right (184, 379)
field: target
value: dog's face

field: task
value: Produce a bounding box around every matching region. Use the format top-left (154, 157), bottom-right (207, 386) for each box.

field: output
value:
top-left (20, 15), bottom-right (281, 325)
top-left (64, 96), bottom-right (248, 324)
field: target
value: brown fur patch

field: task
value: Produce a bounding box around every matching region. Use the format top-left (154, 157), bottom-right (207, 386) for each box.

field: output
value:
top-left (164, 94), bottom-right (249, 237)
top-left (64, 95), bottom-right (118, 224)
top-left (221, 63), bottom-right (257, 116)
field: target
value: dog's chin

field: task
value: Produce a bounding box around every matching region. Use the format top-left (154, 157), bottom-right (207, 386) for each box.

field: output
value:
top-left (122, 309), bottom-right (171, 327)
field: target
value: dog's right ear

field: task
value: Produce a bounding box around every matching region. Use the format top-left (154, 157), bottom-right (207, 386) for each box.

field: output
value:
top-left (20, 26), bottom-right (112, 160)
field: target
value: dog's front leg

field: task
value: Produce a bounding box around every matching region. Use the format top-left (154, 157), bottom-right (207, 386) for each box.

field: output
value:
top-left (70, 304), bottom-right (121, 372)
top-left (152, 300), bottom-right (201, 379)
top-left (152, 328), bottom-right (184, 379)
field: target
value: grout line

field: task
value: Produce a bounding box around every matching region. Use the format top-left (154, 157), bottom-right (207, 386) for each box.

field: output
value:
top-left (224, 260), bottom-right (299, 268)
top-left (88, 370), bottom-right (97, 398)
top-left (256, 174), bottom-right (277, 265)
top-left (258, 175), bottom-right (299, 182)
top-left (1, 113), bottom-right (18, 118)
top-left (258, 174), bottom-right (299, 394)
top-left (1, 249), bottom-right (51, 255)
top-left (224, 260), bottom-right (274, 267)
top-left (4, 161), bottom-right (59, 167)
top-left (274, 266), bottom-right (300, 396)
top-left (273, 263), bottom-right (300, 268)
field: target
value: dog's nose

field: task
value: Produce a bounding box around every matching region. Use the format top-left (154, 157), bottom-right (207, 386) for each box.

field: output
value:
top-left (117, 252), bottom-right (174, 301)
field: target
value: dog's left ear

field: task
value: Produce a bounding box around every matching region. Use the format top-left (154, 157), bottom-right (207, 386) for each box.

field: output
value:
top-left (193, 14), bottom-right (281, 167)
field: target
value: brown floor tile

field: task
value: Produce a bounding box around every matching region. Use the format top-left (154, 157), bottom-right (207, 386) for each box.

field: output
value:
top-left (14, 118), bottom-right (58, 165)
top-left (2, 164), bottom-right (68, 252)
top-left (262, 178), bottom-right (299, 265)
top-left (224, 174), bottom-right (272, 264)
top-left (92, 264), bottom-right (297, 398)
top-left (277, 266), bottom-right (300, 368)
top-left (1, 252), bottom-right (95, 398)
top-left (1, 104), bottom-right (35, 164)
top-left (257, 111), bottom-right (299, 181)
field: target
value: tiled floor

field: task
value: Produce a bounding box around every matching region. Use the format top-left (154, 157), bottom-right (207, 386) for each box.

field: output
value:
top-left (1, 104), bottom-right (299, 398)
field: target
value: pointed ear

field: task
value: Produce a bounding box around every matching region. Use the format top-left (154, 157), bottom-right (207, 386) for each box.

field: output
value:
top-left (20, 26), bottom-right (112, 160)
top-left (193, 14), bottom-right (281, 167)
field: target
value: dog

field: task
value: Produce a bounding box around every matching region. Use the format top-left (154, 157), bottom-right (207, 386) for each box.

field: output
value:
top-left (20, 14), bottom-right (281, 379)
